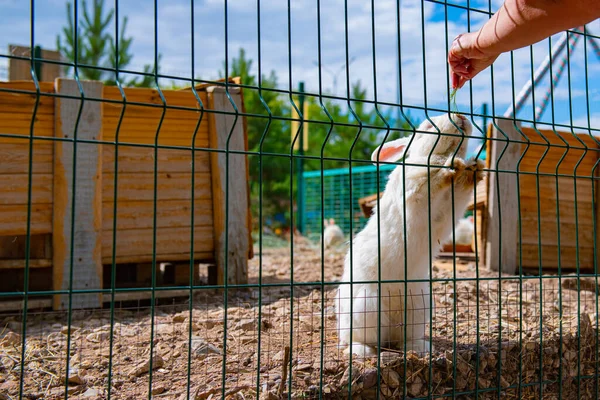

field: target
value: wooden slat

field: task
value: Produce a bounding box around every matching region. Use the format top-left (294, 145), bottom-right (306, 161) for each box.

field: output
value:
top-left (519, 199), bottom-right (595, 226)
top-left (519, 244), bottom-right (596, 270)
top-left (0, 204), bottom-right (52, 236)
top-left (518, 219), bottom-right (595, 247)
top-left (102, 199), bottom-right (213, 231)
top-left (0, 142), bottom-right (53, 174)
top-left (518, 175), bottom-right (594, 203)
top-left (0, 174), bottom-right (52, 205)
top-left (0, 298), bottom-right (52, 312)
top-left (101, 252), bottom-right (213, 266)
top-left (486, 120), bottom-right (520, 273)
top-left (101, 288), bottom-right (206, 303)
top-left (0, 81), bottom-right (55, 103)
top-left (103, 86), bottom-right (209, 108)
top-left (0, 118), bottom-right (54, 138)
top-left (103, 104), bottom-right (208, 120)
top-left (101, 226), bottom-right (214, 259)
top-left (102, 120), bottom-right (210, 147)
top-left (102, 146), bottom-right (211, 174)
top-left (102, 172), bottom-right (212, 202)
top-left (0, 259), bottom-right (52, 269)
top-left (53, 79), bottom-right (103, 310)
top-left (208, 86), bottom-right (250, 285)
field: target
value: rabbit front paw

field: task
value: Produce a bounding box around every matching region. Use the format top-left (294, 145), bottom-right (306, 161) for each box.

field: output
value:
top-left (462, 158), bottom-right (485, 186)
top-left (440, 157), bottom-right (467, 186)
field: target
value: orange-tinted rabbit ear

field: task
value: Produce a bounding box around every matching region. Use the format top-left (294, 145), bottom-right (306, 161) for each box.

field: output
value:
top-left (371, 137), bottom-right (410, 165)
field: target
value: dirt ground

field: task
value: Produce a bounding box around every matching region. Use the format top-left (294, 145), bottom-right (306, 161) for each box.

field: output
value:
top-left (1, 237), bottom-right (599, 399)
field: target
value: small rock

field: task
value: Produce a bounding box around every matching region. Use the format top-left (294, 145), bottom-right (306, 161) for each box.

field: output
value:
top-left (152, 384), bottom-right (167, 395)
top-left (259, 390), bottom-right (279, 400)
top-left (0, 380), bottom-right (18, 394)
top-left (361, 368), bottom-right (378, 389)
top-left (86, 331), bottom-right (109, 343)
top-left (67, 371), bottom-right (84, 386)
top-left (191, 337), bottom-right (222, 358)
top-left (379, 351), bottom-right (399, 364)
top-left (382, 368), bottom-right (400, 388)
top-left (0, 332), bottom-right (21, 347)
top-left (172, 314), bottom-right (187, 323)
top-left (234, 318), bottom-right (256, 331)
top-left (408, 376), bottom-right (423, 397)
top-left (82, 387), bottom-right (101, 397)
top-left (323, 361), bottom-right (338, 374)
top-left (127, 354), bottom-right (165, 377)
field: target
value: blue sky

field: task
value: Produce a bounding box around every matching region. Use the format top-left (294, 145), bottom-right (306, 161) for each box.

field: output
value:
top-left (1, 0), bottom-right (599, 139)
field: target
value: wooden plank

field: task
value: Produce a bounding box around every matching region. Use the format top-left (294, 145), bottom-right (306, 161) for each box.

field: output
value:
top-left (100, 226), bottom-right (214, 259)
top-left (519, 198), bottom-right (595, 226)
top-left (519, 127), bottom-right (600, 147)
top-left (207, 86), bottom-right (251, 285)
top-left (0, 204), bottom-right (52, 236)
top-left (0, 259), bottom-right (52, 269)
top-left (486, 119), bottom-right (520, 274)
top-left (518, 175), bottom-right (594, 203)
top-left (102, 122), bottom-right (210, 147)
top-left (0, 174), bottom-right (53, 205)
top-left (102, 105), bottom-right (210, 121)
top-left (518, 219), bottom-right (595, 247)
top-left (0, 298), bottom-right (52, 312)
top-left (0, 116), bottom-right (54, 137)
top-left (466, 176), bottom-right (487, 210)
top-left (102, 172), bottom-right (212, 202)
top-left (103, 86), bottom-right (209, 108)
top-left (53, 79), bottom-right (103, 310)
top-left (8, 45), bottom-right (62, 82)
top-left (101, 288), bottom-right (198, 303)
top-left (102, 146), bottom-right (211, 174)
top-left (101, 252), bottom-right (213, 266)
top-left (102, 199), bottom-right (213, 231)
top-left (0, 142), bottom-right (53, 174)
top-left (519, 243), bottom-right (595, 271)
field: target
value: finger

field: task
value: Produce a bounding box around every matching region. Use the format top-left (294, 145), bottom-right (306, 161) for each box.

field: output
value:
top-left (451, 72), bottom-right (461, 89)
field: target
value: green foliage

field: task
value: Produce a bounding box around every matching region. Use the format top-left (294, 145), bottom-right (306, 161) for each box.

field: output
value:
top-left (226, 49), bottom-right (293, 224)
top-left (56, 0), bottom-right (159, 87)
top-left (301, 84), bottom-right (413, 173)
top-left (226, 49), bottom-right (414, 229)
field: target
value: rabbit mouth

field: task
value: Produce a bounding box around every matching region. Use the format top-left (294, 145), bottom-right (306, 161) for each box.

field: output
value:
top-left (453, 113), bottom-right (469, 131)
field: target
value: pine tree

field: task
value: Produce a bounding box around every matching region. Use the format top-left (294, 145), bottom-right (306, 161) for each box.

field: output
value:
top-left (56, 0), bottom-right (159, 87)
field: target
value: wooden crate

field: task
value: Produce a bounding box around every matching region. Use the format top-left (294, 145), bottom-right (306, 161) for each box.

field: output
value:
top-left (0, 80), bottom-right (253, 310)
top-left (483, 123), bottom-right (599, 273)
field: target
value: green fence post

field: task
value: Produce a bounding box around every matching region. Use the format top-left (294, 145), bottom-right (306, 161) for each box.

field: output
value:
top-left (33, 45), bottom-right (42, 80)
top-left (296, 81), bottom-right (305, 233)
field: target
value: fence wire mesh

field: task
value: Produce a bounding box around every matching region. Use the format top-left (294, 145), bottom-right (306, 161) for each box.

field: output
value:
top-left (0, 0), bottom-right (599, 399)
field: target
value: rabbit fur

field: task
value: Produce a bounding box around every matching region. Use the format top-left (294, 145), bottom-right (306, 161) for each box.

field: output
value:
top-left (324, 218), bottom-right (345, 249)
top-left (336, 113), bottom-right (485, 357)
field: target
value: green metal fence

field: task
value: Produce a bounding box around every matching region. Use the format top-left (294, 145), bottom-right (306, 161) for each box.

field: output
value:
top-left (0, 1), bottom-right (599, 399)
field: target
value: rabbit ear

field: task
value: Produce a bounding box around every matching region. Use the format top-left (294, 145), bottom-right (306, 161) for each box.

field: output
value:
top-left (371, 137), bottom-right (410, 165)
top-left (329, 218), bottom-right (335, 225)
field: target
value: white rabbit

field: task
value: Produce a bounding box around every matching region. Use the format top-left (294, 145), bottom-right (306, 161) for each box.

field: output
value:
top-left (336, 113), bottom-right (485, 357)
top-left (452, 216), bottom-right (474, 245)
top-left (323, 218), bottom-right (345, 249)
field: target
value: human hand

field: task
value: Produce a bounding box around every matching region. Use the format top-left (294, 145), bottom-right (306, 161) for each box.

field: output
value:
top-left (448, 32), bottom-right (500, 89)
